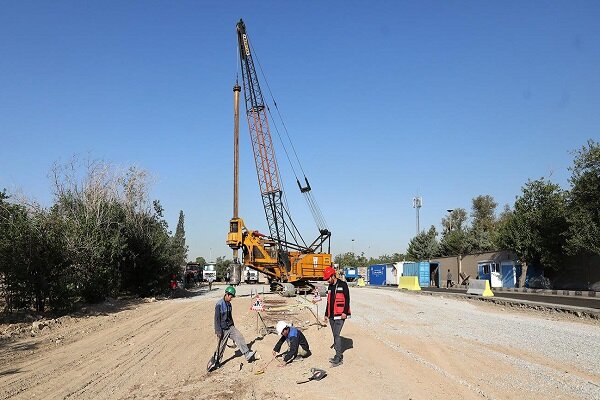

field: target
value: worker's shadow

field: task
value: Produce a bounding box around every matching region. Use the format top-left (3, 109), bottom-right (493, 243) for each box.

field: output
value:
top-left (340, 337), bottom-right (354, 354)
top-left (219, 338), bottom-right (259, 367)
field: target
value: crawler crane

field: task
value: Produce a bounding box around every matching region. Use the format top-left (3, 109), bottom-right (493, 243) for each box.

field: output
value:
top-left (226, 19), bottom-right (331, 291)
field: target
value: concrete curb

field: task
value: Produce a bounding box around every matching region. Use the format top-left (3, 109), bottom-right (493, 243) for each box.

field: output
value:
top-left (414, 288), bottom-right (600, 319)
top-left (473, 296), bottom-right (600, 319)
top-left (367, 285), bottom-right (600, 319)
top-left (362, 284), bottom-right (599, 298)
top-left (491, 287), bottom-right (598, 297)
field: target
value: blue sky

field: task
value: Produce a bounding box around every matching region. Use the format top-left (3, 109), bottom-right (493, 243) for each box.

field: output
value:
top-left (1, 1), bottom-right (599, 261)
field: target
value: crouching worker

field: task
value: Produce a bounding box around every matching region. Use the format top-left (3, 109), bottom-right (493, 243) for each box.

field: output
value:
top-left (272, 320), bottom-right (311, 366)
top-left (214, 286), bottom-right (258, 365)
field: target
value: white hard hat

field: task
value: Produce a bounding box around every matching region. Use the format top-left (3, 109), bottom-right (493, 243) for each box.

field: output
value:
top-left (276, 320), bottom-right (289, 335)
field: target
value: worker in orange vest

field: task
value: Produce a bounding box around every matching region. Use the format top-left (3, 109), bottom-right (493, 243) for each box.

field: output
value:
top-left (322, 266), bottom-right (351, 367)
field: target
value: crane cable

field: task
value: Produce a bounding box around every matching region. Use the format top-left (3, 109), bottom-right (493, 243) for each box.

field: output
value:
top-left (236, 38), bottom-right (304, 247)
top-left (249, 40), bottom-right (329, 233)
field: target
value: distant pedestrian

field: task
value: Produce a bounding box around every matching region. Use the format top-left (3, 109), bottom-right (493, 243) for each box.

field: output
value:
top-left (211, 286), bottom-right (258, 370)
top-left (169, 274), bottom-right (177, 298)
top-left (322, 266), bottom-right (350, 367)
top-left (207, 276), bottom-right (214, 291)
top-left (446, 269), bottom-right (453, 288)
top-left (272, 321), bottom-right (311, 366)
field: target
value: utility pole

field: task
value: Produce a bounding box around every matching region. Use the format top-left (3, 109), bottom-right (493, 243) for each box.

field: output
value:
top-left (412, 196), bottom-right (423, 234)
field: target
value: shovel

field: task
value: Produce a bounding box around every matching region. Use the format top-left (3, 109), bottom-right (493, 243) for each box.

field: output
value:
top-left (296, 368), bottom-right (327, 384)
top-left (254, 353), bottom-right (283, 375)
top-left (207, 330), bottom-right (231, 372)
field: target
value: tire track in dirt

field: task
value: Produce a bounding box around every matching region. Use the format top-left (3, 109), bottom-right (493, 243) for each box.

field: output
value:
top-left (0, 298), bottom-right (207, 399)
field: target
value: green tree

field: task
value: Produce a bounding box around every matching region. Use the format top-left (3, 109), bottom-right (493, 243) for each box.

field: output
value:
top-left (368, 253), bottom-right (405, 265)
top-left (0, 191), bottom-right (35, 311)
top-left (406, 226), bottom-right (439, 260)
top-left (565, 139), bottom-right (600, 256)
top-left (334, 252), bottom-right (369, 269)
top-left (195, 256), bottom-right (207, 268)
top-left (496, 178), bottom-right (568, 271)
top-left (492, 204), bottom-right (513, 249)
top-left (441, 208), bottom-right (468, 234)
top-left (469, 195), bottom-right (498, 252)
top-left (215, 256), bottom-right (231, 281)
top-left (471, 195), bottom-right (498, 232)
top-left (172, 210), bottom-right (188, 267)
top-left (439, 208), bottom-right (472, 256)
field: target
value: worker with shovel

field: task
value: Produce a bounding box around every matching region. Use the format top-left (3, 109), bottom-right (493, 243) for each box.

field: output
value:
top-left (208, 286), bottom-right (258, 372)
top-left (272, 321), bottom-right (311, 366)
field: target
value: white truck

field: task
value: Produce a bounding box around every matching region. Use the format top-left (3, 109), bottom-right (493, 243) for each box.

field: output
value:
top-left (243, 267), bottom-right (259, 284)
top-left (203, 264), bottom-right (217, 282)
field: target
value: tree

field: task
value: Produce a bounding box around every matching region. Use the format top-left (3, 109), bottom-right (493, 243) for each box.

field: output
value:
top-left (0, 191), bottom-right (66, 312)
top-left (49, 159), bottom-right (181, 300)
top-left (439, 208), bottom-right (471, 256)
top-left (565, 139), bottom-right (600, 256)
top-left (334, 252), bottom-right (369, 269)
top-left (496, 178), bottom-right (569, 271)
top-left (469, 195), bottom-right (498, 252)
top-left (368, 253), bottom-right (405, 265)
top-left (195, 256), bottom-right (207, 268)
top-left (441, 208), bottom-right (468, 234)
top-left (172, 210), bottom-right (188, 267)
top-left (1, 158), bottom-right (188, 312)
top-left (406, 226), bottom-right (439, 260)
top-left (214, 256), bottom-right (232, 281)
top-left (492, 204), bottom-right (513, 249)
top-left (471, 195), bottom-right (498, 232)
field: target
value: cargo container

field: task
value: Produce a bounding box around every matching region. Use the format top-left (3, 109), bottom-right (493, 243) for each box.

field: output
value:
top-left (368, 264), bottom-right (386, 285)
top-left (402, 261), bottom-right (431, 287)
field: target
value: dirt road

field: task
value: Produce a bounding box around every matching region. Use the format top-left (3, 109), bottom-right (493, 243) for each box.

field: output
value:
top-left (1, 285), bottom-right (599, 400)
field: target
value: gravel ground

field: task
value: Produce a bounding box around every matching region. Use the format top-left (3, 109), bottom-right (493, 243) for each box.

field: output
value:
top-left (350, 288), bottom-right (600, 399)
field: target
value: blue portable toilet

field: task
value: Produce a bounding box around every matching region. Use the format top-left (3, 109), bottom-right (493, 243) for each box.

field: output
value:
top-left (368, 264), bottom-right (386, 285)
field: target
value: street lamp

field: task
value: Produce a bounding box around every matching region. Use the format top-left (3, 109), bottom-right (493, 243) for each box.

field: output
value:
top-left (446, 209), bottom-right (454, 232)
top-left (351, 239), bottom-right (355, 253)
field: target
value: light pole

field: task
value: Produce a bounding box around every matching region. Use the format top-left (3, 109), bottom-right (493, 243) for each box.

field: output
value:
top-left (351, 239), bottom-right (355, 253)
top-left (446, 208), bottom-right (461, 282)
top-left (446, 209), bottom-right (454, 232)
